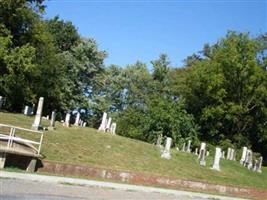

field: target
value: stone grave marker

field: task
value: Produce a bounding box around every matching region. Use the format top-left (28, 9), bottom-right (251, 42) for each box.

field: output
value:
top-left (32, 97), bottom-right (44, 130)
top-left (240, 146), bottom-right (247, 165)
top-left (211, 147), bottom-right (222, 171)
top-left (186, 140), bottom-right (191, 153)
top-left (182, 143), bottom-right (186, 152)
top-left (74, 112), bottom-right (81, 126)
top-left (161, 137), bottom-right (172, 159)
top-left (199, 142), bottom-right (206, 166)
top-left (63, 113), bottom-right (71, 127)
top-left (110, 123), bottom-right (116, 135)
top-left (195, 148), bottom-right (198, 155)
top-left (98, 112), bottom-right (107, 131)
top-left (106, 117), bottom-right (112, 132)
top-left (48, 111), bottom-right (56, 131)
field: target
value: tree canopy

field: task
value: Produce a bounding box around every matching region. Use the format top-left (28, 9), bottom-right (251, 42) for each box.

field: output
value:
top-left (0, 1), bottom-right (266, 163)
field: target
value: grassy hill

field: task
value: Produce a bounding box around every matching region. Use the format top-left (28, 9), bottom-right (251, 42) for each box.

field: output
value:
top-left (0, 112), bottom-right (266, 189)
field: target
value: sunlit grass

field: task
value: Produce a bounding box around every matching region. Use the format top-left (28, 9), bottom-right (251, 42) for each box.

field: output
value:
top-left (0, 112), bottom-right (266, 188)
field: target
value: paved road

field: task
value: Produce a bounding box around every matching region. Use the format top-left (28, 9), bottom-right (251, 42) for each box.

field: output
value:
top-left (0, 178), bottom-right (201, 200)
top-left (0, 171), bottom-right (245, 200)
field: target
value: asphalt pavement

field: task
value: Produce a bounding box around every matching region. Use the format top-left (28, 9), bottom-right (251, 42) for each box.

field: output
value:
top-left (0, 171), bottom-right (245, 200)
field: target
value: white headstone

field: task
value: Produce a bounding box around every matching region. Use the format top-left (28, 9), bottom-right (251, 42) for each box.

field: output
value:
top-left (221, 151), bottom-right (225, 159)
top-left (98, 112), bottom-right (107, 131)
top-left (0, 96), bottom-right (3, 109)
top-left (211, 147), bottom-right (221, 171)
top-left (186, 140), bottom-right (191, 153)
top-left (206, 151), bottom-right (210, 156)
top-left (24, 106), bottom-right (31, 115)
top-left (226, 147), bottom-right (231, 160)
top-left (105, 117), bottom-right (112, 132)
top-left (245, 150), bottom-right (253, 169)
top-left (156, 134), bottom-right (163, 147)
top-left (198, 142), bottom-right (206, 159)
top-left (240, 147), bottom-right (247, 164)
top-left (199, 142), bottom-right (206, 166)
top-left (63, 113), bottom-right (71, 127)
top-left (256, 156), bottom-right (263, 173)
top-left (74, 112), bottom-right (81, 126)
top-left (161, 137), bottom-right (172, 159)
top-left (32, 97), bottom-right (44, 130)
top-left (110, 122), bottom-right (116, 135)
top-left (182, 143), bottom-right (186, 152)
top-left (83, 122), bottom-right (87, 127)
top-left (48, 111), bottom-right (56, 130)
top-left (195, 148), bottom-right (198, 155)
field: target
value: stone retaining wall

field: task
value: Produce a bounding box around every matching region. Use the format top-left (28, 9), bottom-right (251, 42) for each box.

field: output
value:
top-left (38, 160), bottom-right (267, 200)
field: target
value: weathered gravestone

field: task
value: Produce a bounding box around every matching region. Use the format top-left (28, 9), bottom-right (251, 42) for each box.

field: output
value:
top-left (161, 137), bottom-right (172, 159)
top-left (0, 96), bottom-right (3, 109)
top-left (156, 134), bottom-right (163, 147)
top-left (23, 106), bottom-right (32, 116)
top-left (240, 146), bottom-right (248, 165)
top-left (181, 143), bottom-right (186, 152)
top-left (110, 123), bottom-right (117, 135)
top-left (83, 122), bottom-right (87, 127)
top-left (98, 112), bottom-right (107, 131)
top-left (32, 97), bottom-right (44, 130)
top-left (221, 151), bottom-right (225, 159)
top-left (63, 113), bottom-right (71, 127)
top-left (199, 142), bottom-right (206, 166)
top-left (106, 117), bottom-right (112, 132)
top-left (186, 140), bottom-right (191, 153)
top-left (211, 147), bottom-right (222, 171)
top-left (48, 111), bottom-right (56, 131)
top-left (253, 156), bottom-right (263, 173)
top-left (74, 112), bottom-right (81, 126)
top-left (195, 148), bottom-right (198, 155)
top-left (245, 150), bottom-right (253, 170)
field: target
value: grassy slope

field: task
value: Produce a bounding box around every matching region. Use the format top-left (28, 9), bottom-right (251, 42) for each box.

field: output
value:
top-left (0, 112), bottom-right (266, 189)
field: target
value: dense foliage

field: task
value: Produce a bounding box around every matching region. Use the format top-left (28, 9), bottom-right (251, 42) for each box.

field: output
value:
top-left (0, 1), bottom-right (266, 162)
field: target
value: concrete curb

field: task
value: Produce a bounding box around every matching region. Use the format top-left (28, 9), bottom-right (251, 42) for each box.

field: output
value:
top-left (0, 171), bottom-right (244, 200)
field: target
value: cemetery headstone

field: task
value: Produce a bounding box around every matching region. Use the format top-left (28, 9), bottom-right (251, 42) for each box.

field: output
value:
top-left (161, 137), bottom-right (172, 159)
top-left (0, 96), bottom-right (3, 109)
top-left (106, 117), bottom-right (112, 132)
top-left (240, 147), bottom-right (248, 165)
top-left (98, 112), bottom-right (107, 131)
top-left (206, 151), bottom-right (209, 156)
top-left (186, 140), bottom-right (191, 153)
top-left (226, 147), bottom-right (231, 160)
top-left (182, 143), bottom-right (186, 152)
top-left (74, 112), bottom-right (81, 126)
top-left (195, 148), bottom-right (198, 155)
top-left (48, 111), bottom-right (56, 131)
top-left (245, 150), bottom-right (253, 170)
top-left (256, 156), bottom-right (263, 173)
top-left (110, 123), bottom-right (117, 135)
top-left (199, 142), bottom-right (206, 166)
top-left (24, 106), bottom-right (31, 116)
top-left (32, 97), bottom-right (44, 130)
top-left (198, 142), bottom-right (206, 159)
top-left (83, 122), bottom-right (87, 127)
top-left (211, 147), bottom-right (222, 171)
top-left (63, 113), bottom-right (71, 127)
top-left (156, 134), bottom-right (163, 147)
top-left (221, 151), bottom-right (225, 159)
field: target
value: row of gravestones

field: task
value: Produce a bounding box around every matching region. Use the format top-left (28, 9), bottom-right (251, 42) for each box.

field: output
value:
top-left (24, 97), bottom-right (87, 131)
top-left (158, 136), bottom-right (263, 173)
top-left (98, 112), bottom-right (116, 135)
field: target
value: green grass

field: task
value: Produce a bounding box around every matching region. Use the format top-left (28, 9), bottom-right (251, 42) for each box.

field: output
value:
top-left (1, 112), bottom-right (267, 189)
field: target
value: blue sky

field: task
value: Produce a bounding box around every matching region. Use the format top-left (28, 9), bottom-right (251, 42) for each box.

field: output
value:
top-left (43, 0), bottom-right (266, 68)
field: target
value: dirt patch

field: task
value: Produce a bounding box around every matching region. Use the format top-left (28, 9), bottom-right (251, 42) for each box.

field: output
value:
top-left (38, 160), bottom-right (267, 200)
